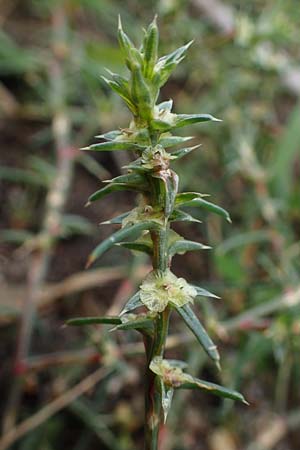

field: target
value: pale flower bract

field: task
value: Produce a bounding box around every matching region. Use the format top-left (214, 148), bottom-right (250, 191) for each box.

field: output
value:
top-left (140, 269), bottom-right (197, 312)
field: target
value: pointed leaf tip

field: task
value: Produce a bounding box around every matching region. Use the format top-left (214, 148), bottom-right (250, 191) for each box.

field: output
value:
top-left (80, 146), bottom-right (90, 151)
top-left (85, 255), bottom-right (94, 269)
top-left (216, 361), bottom-right (222, 372)
top-left (118, 14), bottom-right (122, 30)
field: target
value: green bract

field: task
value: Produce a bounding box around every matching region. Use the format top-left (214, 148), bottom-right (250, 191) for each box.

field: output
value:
top-left (68, 17), bottom-right (246, 449)
top-left (140, 269), bottom-right (197, 312)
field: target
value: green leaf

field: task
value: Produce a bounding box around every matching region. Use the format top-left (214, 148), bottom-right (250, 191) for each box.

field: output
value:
top-left (175, 192), bottom-right (209, 204)
top-left (117, 15), bottom-right (137, 69)
top-left (168, 239), bottom-right (211, 257)
top-left (170, 209), bottom-right (201, 224)
top-left (86, 221), bottom-right (159, 267)
top-left (66, 316), bottom-right (121, 326)
top-left (158, 135), bottom-right (193, 148)
top-left (153, 41), bottom-right (193, 88)
top-left (151, 118), bottom-right (174, 131)
top-left (95, 130), bottom-right (122, 141)
top-left (150, 357), bottom-right (247, 404)
top-left (101, 76), bottom-right (137, 113)
top-left (81, 141), bottom-right (142, 152)
top-left (87, 184), bottom-right (143, 204)
top-left (104, 69), bottom-right (130, 94)
top-left (87, 173), bottom-right (148, 204)
top-left (131, 64), bottom-right (153, 120)
top-left (117, 241), bottom-right (152, 255)
top-left (101, 211), bottom-right (131, 225)
top-left (174, 114), bottom-right (221, 129)
top-left (179, 376), bottom-right (248, 404)
top-left (177, 197), bottom-right (231, 223)
top-left (107, 173), bottom-right (147, 185)
top-left (120, 292), bottom-right (143, 315)
top-left (175, 304), bottom-right (220, 368)
top-left (111, 313), bottom-right (154, 333)
top-left (171, 145), bottom-right (201, 160)
top-left (142, 15), bottom-right (159, 78)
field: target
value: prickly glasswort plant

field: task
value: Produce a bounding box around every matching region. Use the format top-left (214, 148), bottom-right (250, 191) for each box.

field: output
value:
top-left (68, 16), bottom-right (247, 449)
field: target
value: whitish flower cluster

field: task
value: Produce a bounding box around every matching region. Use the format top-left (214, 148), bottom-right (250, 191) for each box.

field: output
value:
top-left (140, 269), bottom-right (197, 312)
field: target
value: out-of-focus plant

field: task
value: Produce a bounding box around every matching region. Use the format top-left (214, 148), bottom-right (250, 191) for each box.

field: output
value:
top-left (68, 17), bottom-right (247, 449)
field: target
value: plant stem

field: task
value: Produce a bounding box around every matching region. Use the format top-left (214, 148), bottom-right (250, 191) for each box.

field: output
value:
top-left (144, 178), bottom-right (170, 450)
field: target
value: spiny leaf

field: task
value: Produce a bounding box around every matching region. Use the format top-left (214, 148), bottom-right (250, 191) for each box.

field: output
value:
top-left (158, 135), bottom-right (194, 148)
top-left (120, 292), bottom-right (143, 315)
top-left (193, 285), bottom-right (220, 300)
top-left (150, 357), bottom-right (248, 403)
top-left (118, 15), bottom-right (137, 68)
top-left (95, 130), bottom-right (122, 141)
top-left (66, 316), bottom-right (121, 326)
top-left (175, 304), bottom-right (220, 368)
top-left (153, 41), bottom-right (193, 88)
top-left (131, 64), bottom-right (153, 120)
top-left (101, 76), bottom-right (137, 113)
top-left (168, 240), bottom-right (211, 257)
top-left (177, 196), bottom-right (231, 223)
top-left (170, 209), bottom-right (201, 224)
top-left (171, 145), bottom-right (201, 160)
top-left (87, 184), bottom-right (145, 205)
top-left (111, 313), bottom-right (154, 333)
top-left (175, 192), bottom-right (209, 204)
top-left (100, 211), bottom-right (131, 225)
top-left (174, 114), bottom-right (221, 129)
top-left (106, 173), bottom-right (146, 185)
top-left (81, 140), bottom-right (142, 152)
top-left (180, 377), bottom-right (248, 403)
top-left (143, 15), bottom-right (159, 78)
top-left (87, 173), bottom-right (149, 204)
top-left (86, 221), bottom-right (159, 268)
top-left (117, 241), bottom-right (153, 255)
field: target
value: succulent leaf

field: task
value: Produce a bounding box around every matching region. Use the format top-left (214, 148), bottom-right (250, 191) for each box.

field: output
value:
top-left (82, 140), bottom-right (142, 152)
top-left (86, 221), bottom-right (160, 268)
top-left (150, 357), bottom-right (248, 404)
top-left (176, 196), bottom-right (231, 223)
top-left (168, 239), bottom-right (211, 257)
top-left (66, 316), bottom-right (121, 326)
top-left (175, 304), bottom-right (220, 368)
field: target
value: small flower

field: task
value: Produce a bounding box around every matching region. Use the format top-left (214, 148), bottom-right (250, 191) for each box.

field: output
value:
top-left (140, 269), bottom-right (197, 312)
top-left (141, 145), bottom-right (175, 171)
top-left (122, 204), bottom-right (164, 228)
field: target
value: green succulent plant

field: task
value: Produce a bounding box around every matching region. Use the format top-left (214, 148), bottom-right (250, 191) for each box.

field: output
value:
top-left (68, 16), bottom-right (247, 450)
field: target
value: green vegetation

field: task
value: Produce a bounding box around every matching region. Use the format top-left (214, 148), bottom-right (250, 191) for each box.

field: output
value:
top-left (67, 17), bottom-right (246, 448)
top-left (1, 1), bottom-right (300, 450)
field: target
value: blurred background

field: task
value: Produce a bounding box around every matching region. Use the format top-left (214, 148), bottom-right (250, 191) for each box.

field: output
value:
top-left (0, 0), bottom-right (300, 449)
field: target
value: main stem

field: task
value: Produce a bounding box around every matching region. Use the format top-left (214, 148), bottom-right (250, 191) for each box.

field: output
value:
top-left (144, 179), bottom-right (170, 450)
